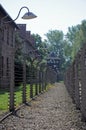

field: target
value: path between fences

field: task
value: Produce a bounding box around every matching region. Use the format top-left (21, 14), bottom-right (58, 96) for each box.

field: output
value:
top-left (0, 83), bottom-right (86, 130)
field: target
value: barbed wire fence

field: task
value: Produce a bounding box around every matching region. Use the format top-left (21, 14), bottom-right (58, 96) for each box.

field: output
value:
top-left (0, 52), bottom-right (57, 121)
top-left (64, 43), bottom-right (86, 120)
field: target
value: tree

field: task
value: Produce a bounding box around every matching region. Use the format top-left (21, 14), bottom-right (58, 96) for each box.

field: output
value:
top-left (15, 32), bottom-right (23, 63)
top-left (63, 39), bottom-right (72, 67)
top-left (45, 30), bottom-right (65, 80)
top-left (66, 25), bottom-right (81, 60)
top-left (45, 30), bottom-right (64, 54)
top-left (66, 20), bottom-right (86, 60)
top-left (80, 20), bottom-right (86, 44)
top-left (32, 33), bottom-right (49, 59)
top-left (45, 30), bottom-right (64, 55)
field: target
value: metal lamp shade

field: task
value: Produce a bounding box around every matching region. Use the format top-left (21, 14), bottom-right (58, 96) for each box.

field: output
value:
top-left (22, 12), bottom-right (37, 19)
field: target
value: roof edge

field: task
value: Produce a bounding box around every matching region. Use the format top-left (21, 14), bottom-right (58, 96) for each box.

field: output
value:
top-left (0, 4), bottom-right (19, 29)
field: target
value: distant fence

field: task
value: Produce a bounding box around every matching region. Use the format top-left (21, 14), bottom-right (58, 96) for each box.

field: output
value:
top-left (0, 55), bottom-right (57, 121)
top-left (64, 43), bottom-right (86, 120)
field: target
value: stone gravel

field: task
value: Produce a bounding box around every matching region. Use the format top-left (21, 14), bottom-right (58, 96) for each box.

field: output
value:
top-left (0, 83), bottom-right (86, 130)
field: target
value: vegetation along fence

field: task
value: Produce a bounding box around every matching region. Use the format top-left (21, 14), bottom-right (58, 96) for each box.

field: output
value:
top-left (0, 53), bottom-right (57, 121)
top-left (64, 43), bottom-right (86, 120)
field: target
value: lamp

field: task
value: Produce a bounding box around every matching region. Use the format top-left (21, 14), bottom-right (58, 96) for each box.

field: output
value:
top-left (2, 6), bottom-right (37, 24)
top-left (15, 6), bottom-right (37, 20)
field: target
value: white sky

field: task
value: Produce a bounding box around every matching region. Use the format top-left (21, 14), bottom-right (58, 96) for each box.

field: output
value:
top-left (0, 0), bottom-right (86, 39)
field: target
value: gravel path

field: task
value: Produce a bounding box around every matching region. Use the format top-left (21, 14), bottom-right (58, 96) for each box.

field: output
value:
top-left (0, 83), bottom-right (86, 130)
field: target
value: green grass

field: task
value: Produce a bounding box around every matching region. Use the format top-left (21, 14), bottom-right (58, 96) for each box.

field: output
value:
top-left (0, 89), bottom-right (9, 116)
top-left (58, 80), bottom-right (64, 83)
top-left (0, 83), bottom-right (49, 113)
top-left (33, 84), bottom-right (36, 96)
top-left (26, 84), bottom-right (36, 101)
top-left (15, 84), bottom-right (36, 107)
top-left (26, 84), bottom-right (30, 101)
top-left (0, 91), bottom-right (9, 112)
top-left (15, 86), bottom-right (22, 108)
top-left (0, 84), bottom-right (36, 112)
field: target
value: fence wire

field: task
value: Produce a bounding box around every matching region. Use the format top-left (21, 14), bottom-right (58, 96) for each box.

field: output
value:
top-left (64, 43), bottom-right (86, 120)
top-left (0, 55), bottom-right (57, 121)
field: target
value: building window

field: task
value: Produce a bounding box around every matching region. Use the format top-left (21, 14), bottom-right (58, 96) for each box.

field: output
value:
top-left (2, 29), bottom-right (4, 41)
top-left (7, 27), bottom-right (9, 45)
top-left (11, 30), bottom-right (14, 47)
top-left (6, 57), bottom-right (9, 76)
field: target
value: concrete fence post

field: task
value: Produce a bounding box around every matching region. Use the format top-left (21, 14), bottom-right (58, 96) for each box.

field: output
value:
top-left (39, 69), bottom-right (41, 93)
top-left (9, 56), bottom-right (15, 112)
top-left (30, 63), bottom-right (33, 99)
top-left (22, 61), bottom-right (26, 103)
top-left (75, 61), bottom-right (80, 108)
top-left (35, 69), bottom-right (38, 95)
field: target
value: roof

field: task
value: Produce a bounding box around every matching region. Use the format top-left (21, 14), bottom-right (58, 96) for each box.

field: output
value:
top-left (0, 4), bottom-right (18, 29)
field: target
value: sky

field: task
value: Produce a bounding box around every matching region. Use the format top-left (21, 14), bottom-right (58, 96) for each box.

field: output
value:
top-left (0, 0), bottom-right (86, 39)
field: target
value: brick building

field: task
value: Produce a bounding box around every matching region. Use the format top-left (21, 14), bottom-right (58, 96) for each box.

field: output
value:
top-left (17, 24), bottom-right (38, 59)
top-left (0, 4), bottom-right (18, 88)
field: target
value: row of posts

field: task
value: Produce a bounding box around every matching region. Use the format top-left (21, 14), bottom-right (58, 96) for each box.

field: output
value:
top-left (9, 56), bottom-right (57, 112)
top-left (10, 61), bottom-right (46, 111)
top-left (64, 43), bottom-right (86, 120)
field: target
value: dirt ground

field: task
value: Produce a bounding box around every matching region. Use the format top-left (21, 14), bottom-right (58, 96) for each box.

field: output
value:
top-left (0, 83), bottom-right (86, 130)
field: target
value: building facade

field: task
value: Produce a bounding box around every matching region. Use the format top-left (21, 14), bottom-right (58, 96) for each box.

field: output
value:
top-left (0, 4), bottom-right (18, 88)
top-left (17, 24), bottom-right (37, 58)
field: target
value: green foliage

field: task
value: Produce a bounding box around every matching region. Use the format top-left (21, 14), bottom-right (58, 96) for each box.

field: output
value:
top-left (15, 19), bottom-right (86, 79)
top-left (66, 20), bottom-right (86, 60)
top-left (45, 30), bottom-right (64, 52)
top-left (44, 30), bottom-right (66, 80)
top-left (15, 32), bottom-right (23, 63)
top-left (32, 33), bottom-right (49, 58)
top-left (32, 34), bottom-right (42, 48)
